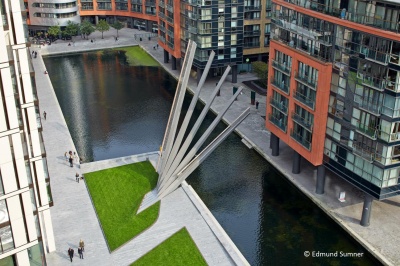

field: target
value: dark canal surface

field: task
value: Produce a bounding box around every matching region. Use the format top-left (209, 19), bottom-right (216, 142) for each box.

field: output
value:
top-left (44, 50), bottom-right (381, 266)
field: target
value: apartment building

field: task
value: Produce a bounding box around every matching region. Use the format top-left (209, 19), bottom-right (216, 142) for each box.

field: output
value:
top-left (243, 0), bottom-right (271, 62)
top-left (0, 0), bottom-right (55, 265)
top-left (267, 0), bottom-right (400, 226)
top-left (25, 0), bottom-right (80, 31)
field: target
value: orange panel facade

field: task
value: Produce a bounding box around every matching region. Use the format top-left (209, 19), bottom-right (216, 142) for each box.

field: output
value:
top-left (266, 40), bottom-right (332, 166)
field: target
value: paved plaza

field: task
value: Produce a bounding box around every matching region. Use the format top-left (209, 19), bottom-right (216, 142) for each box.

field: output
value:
top-left (33, 27), bottom-right (400, 265)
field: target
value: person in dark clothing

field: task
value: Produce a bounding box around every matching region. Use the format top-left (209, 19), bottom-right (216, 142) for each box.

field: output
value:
top-left (69, 156), bottom-right (73, 167)
top-left (256, 101), bottom-right (259, 109)
top-left (76, 173), bottom-right (80, 183)
top-left (35, 51), bottom-right (37, 58)
top-left (68, 248), bottom-right (74, 262)
top-left (78, 247), bottom-right (83, 259)
top-left (43, 111), bottom-right (47, 120)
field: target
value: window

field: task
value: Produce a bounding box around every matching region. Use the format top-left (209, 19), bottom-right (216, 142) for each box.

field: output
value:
top-left (199, 36), bottom-right (211, 48)
top-left (230, 47), bottom-right (236, 58)
top-left (201, 9), bottom-right (211, 20)
top-left (232, 7), bottom-right (237, 18)
top-left (231, 34), bottom-right (237, 45)
top-left (218, 35), bottom-right (224, 47)
top-left (231, 21), bottom-right (237, 31)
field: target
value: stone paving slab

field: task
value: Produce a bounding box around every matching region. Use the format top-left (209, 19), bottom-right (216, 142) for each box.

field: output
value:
top-left (34, 27), bottom-right (400, 265)
top-left (32, 45), bottom-right (240, 265)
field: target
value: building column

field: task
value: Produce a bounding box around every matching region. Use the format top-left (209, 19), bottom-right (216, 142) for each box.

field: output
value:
top-left (171, 56), bottom-right (177, 70)
top-left (163, 49), bottom-right (169, 63)
top-left (292, 151), bottom-right (301, 174)
top-left (316, 165), bottom-right (326, 194)
top-left (42, 209), bottom-right (56, 252)
top-left (95, 16), bottom-right (99, 24)
top-left (360, 194), bottom-right (373, 227)
top-left (197, 67), bottom-right (203, 84)
top-left (231, 65), bottom-right (238, 83)
top-left (271, 133), bottom-right (279, 156)
top-left (15, 250), bottom-right (30, 265)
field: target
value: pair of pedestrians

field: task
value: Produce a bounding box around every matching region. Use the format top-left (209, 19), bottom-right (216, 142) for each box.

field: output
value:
top-left (68, 240), bottom-right (85, 262)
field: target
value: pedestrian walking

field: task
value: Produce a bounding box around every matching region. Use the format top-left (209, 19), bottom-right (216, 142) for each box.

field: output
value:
top-left (69, 156), bottom-right (73, 167)
top-left (156, 44), bottom-right (159, 49)
top-left (68, 248), bottom-right (74, 262)
top-left (43, 111), bottom-right (47, 120)
top-left (35, 51), bottom-right (37, 58)
top-left (256, 101), bottom-right (259, 109)
top-left (76, 173), bottom-right (80, 183)
top-left (79, 239), bottom-right (85, 252)
top-left (78, 247), bottom-right (83, 259)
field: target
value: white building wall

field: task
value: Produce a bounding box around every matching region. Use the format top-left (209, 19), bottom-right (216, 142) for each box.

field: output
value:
top-left (0, 0), bottom-right (55, 264)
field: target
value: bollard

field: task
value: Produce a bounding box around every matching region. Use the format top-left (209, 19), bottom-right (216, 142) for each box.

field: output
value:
top-left (251, 91), bottom-right (256, 105)
top-left (233, 86), bottom-right (238, 100)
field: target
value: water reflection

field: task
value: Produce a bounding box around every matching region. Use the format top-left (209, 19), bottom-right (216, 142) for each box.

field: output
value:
top-left (44, 51), bottom-right (174, 161)
top-left (44, 51), bottom-right (380, 266)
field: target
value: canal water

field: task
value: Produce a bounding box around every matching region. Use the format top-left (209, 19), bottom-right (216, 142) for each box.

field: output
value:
top-left (44, 50), bottom-right (380, 265)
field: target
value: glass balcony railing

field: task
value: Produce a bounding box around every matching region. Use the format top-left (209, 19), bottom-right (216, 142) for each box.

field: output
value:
top-left (244, 30), bottom-right (260, 36)
top-left (295, 71), bottom-right (317, 89)
top-left (244, 42), bottom-right (261, 48)
top-left (290, 129), bottom-right (311, 150)
top-left (354, 96), bottom-right (381, 115)
top-left (291, 112), bottom-right (313, 132)
top-left (271, 79), bottom-right (289, 94)
top-left (268, 113), bottom-right (287, 132)
top-left (285, 0), bottom-right (399, 33)
top-left (294, 90), bottom-right (315, 110)
top-left (354, 120), bottom-right (378, 139)
top-left (269, 98), bottom-right (288, 114)
top-left (245, 5), bottom-right (262, 11)
top-left (272, 60), bottom-right (291, 75)
top-left (352, 142), bottom-right (375, 162)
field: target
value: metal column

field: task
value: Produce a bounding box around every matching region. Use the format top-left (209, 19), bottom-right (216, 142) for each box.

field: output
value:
top-left (316, 165), bottom-right (326, 194)
top-left (271, 133), bottom-right (279, 156)
top-left (292, 151), bottom-right (301, 174)
top-left (360, 194), bottom-right (373, 227)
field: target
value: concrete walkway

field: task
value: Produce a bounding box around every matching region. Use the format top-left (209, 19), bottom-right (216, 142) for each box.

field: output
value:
top-left (35, 28), bottom-right (400, 265)
top-left (32, 48), bottom-right (244, 265)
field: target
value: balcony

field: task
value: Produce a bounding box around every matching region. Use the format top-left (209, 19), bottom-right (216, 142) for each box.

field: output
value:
top-left (244, 30), bottom-right (260, 36)
top-left (145, 0), bottom-right (156, 7)
top-left (358, 74), bottom-right (385, 91)
top-left (244, 42), bottom-right (261, 48)
top-left (272, 60), bottom-right (290, 75)
top-left (354, 96), bottom-right (381, 115)
top-left (245, 5), bottom-right (261, 11)
top-left (285, 0), bottom-right (399, 33)
top-left (166, 16), bottom-right (174, 24)
top-left (290, 130), bottom-right (311, 150)
top-left (292, 112), bottom-right (313, 132)
top-left (166, 4), bottom-right (173, 12)
top-left (295, 72), bottom-right (317, 89)
top-left (269, 98), bottom-right (287, 114)
top-left (167, 29), bottom-right (174, 38)
top-left (182, 10), bottom-right (198, 20)
top-left (354, 120), bottom-right (378, 140)
top-left (360, 47), bottom-right (389, 65)
top-left (271, 79), bottom-right (289, 94)
top-left (268, 113), bottom-right (287, 133)
top-left (158, 12), bottom-right (165, 19)
top-left (187, 26), bottom-right (197, 34)
top-left (294, 90), bottom-right (315, 110)
top-left (352, 143), bottom-right (374, 162)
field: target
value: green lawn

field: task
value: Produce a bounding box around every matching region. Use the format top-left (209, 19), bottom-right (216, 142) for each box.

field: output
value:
top-left (85, 161), bottom-right (160, 251)
top-left (114, 46), bottom-right (159, 67)
top-left (131, 227), bottom-right (207, 266)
